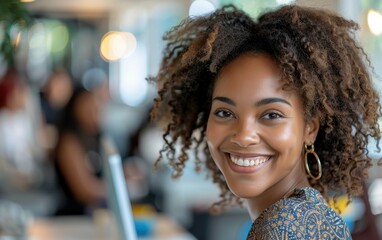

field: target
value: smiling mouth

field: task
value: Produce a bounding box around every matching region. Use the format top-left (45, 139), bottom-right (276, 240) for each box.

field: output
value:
top-left (229, 154), bottom-right (271, 167)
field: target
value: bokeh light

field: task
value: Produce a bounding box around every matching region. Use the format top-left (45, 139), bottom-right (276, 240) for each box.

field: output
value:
top-left (189, 0), bottom-right (216, 18)
top-left (10, 24), bottom-right (21, 47)
top-left (119, 46), bottom-right (147, 107)
top-left (100, 31), bottom-right (137, 62)
top-left (82, 68), bottom-right (107, 91)
top-left (368, 9), bottom-right (382, 35)
top-left (49, 23), bottom-right (69, 53)
top-left (28, 22), bottom-right (48, 63)
top-left (276, 0), bottom-right (295, 5)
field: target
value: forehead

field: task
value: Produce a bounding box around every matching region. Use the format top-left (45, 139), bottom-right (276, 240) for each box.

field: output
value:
top-left (214, 54), bottom-right (285, 96)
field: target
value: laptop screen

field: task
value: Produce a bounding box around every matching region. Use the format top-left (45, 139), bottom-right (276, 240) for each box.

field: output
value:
top-left (102, 136), bottom-right (138, 240)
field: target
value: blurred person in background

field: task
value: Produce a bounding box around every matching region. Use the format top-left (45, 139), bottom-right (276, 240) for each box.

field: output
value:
top-left (0, 68), bottom-right (35, 191)
top-left (53, 84), bottom-right (108, 216)
top-left (54, 80), bottom-right (149, 216)
top-left (39, 68), bottom-right (73, 158)
top-left (0, 68), bottom-right (56, 217)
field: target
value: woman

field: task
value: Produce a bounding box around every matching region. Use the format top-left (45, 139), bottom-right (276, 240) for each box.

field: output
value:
top-left (54, 87), bottom-right (107, 215)
top-left (150, 4), bottom-right (381, 239)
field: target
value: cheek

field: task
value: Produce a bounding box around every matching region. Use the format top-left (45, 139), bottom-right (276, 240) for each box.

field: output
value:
top-left (206, 119), bottom-right (223, 162)
top-left (265, 122), bottom-right (304, 157)
top-left (274, 123), bottom-right (295, 142)
top-left (206, 121), bottom-right (216, 152)
top-left (206, 115), bottom-right (227, 143)
top-left (205, 138), bottom-right (224, 174)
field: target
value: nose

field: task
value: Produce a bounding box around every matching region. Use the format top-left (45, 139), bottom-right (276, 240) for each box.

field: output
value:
top-left (230, 119), bottom-right (260, 147)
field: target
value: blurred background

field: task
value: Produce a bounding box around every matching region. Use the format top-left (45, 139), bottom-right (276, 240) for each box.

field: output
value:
top-left (0, 0), bottom-right (381, 239)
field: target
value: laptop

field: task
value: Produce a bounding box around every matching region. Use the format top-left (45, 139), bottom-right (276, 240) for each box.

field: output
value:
top-left (101, 136), bottom-right (197, 240)
top-left (101, 135), bottom-right (138, 240)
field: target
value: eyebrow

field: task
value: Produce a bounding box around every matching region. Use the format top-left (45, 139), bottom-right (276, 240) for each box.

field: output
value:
top-left (212, 96), bottom-right (236, 106)
top-left (212, 96), bottom-right (291, 107)
top-left (255, 97), bottom-right (291, 107)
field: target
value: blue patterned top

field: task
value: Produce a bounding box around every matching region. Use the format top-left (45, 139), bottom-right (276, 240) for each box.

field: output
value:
top-left (246, 187), bottom-right (351, 239)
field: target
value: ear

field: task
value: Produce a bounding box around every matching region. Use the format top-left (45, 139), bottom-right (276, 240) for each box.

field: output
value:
top-left (304, 117), bottom-right (320, 145)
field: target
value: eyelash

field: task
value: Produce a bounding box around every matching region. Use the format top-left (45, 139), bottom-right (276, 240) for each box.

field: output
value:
top-left (214, 109), bottom-right (284, 120)
top-left (214, 109), bottom-right (235, 119)
top-left (262, 111), bottom-right (284, 120)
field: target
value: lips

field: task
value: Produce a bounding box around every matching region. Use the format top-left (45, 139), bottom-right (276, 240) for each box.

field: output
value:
top-left (229, 153), bottom-right (271, 167)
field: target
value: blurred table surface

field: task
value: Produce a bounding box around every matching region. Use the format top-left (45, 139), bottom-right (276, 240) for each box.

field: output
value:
top-left (28, 214), bottom-right (196, 240)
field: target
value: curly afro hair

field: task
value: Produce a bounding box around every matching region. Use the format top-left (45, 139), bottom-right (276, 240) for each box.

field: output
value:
top-left (150, 4), bottom-right (382, 211)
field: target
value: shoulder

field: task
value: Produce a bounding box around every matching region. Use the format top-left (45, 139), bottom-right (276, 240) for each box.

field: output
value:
top-left (247, 187), bottom-right (351, 239)
top-left (56, 131), bottom-right (83, 160)
top-left (57, 131), bottom-right (80, 149)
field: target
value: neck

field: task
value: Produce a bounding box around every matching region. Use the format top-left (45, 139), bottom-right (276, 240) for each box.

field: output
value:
top-left (245, 163), bottom-right (310, 221)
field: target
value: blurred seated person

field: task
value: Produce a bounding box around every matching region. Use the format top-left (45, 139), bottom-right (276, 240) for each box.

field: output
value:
top-left (39, 68), bottom-right (73, 156)
top-left (54, 79), bottom-right (151, 216)
top-left (0, 68), bottom-right (58, 217)
top-left (40, 68), bottom-right (73, 127)
top-left (54, 86), bottom-right (108, 216)
top-left (0, 68), bottom-right (45, 193)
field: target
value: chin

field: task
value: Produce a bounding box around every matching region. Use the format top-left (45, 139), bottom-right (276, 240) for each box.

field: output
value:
top-left (227, 183), bottom-right (263, 199)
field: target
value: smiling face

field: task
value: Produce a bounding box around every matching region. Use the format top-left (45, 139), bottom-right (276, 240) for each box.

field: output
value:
top-left (206, 53), bottom-right (318, 203)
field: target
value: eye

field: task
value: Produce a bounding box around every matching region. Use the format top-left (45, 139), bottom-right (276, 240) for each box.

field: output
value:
top-left (263, 112), bottom-right (284, 120)
top-left (214, 109), bottom-right (235, 119)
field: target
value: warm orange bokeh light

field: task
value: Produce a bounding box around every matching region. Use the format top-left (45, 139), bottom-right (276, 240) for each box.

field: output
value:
top-left (100, 31), bottom-right (137, 61)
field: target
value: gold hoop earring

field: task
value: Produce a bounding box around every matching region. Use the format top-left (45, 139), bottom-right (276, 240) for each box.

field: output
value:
top-left (304, 144), bottom-right (322, 180)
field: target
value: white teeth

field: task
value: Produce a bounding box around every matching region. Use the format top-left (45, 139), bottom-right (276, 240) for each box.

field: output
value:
top-left (243, 160), bottom-right (249, 166)
top-left (230, 154), bottom-right (269, 167)
top-left (237, 159), bottom-right (244, 166)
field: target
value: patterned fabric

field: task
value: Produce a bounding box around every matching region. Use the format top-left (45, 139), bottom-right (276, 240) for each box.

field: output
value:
top-left (247, 187), bottom-right (351, 240)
